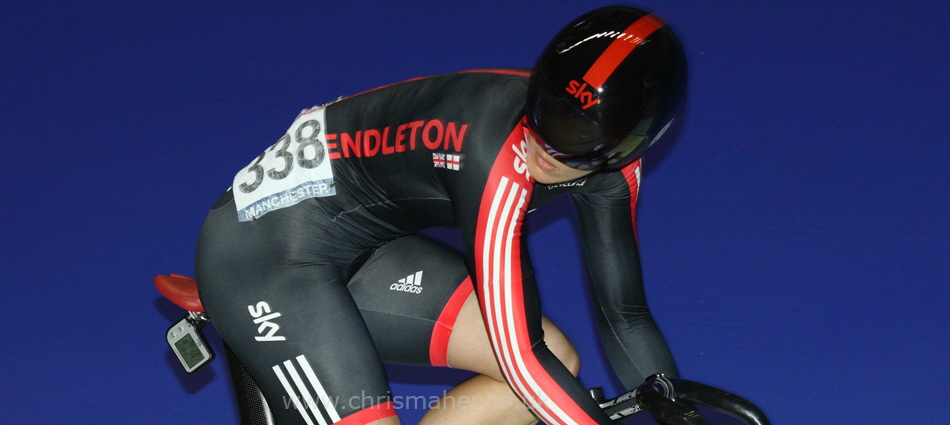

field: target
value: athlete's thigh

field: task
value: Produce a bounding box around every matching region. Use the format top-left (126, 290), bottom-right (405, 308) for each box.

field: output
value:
top-left (347, 235), bottom-right (473, 366)
top-left (197, 198), bottom-right (397, 425)
top-left (347, 235), bottom-right (578, 378)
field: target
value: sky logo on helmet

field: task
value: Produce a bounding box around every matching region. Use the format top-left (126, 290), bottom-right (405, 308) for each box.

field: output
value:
top-left (565, 80), bottom-right (601, 110)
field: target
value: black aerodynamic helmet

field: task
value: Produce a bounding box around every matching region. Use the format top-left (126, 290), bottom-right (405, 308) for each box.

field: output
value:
top-left (525, 6), bottom-right (687, 170)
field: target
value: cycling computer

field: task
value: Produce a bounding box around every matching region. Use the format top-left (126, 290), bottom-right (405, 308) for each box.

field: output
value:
top-left (166, 315), bottom-right (215, 374)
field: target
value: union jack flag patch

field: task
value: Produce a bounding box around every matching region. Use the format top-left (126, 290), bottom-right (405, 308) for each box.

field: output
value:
top-left (433, 153), bottom-right (461, 170)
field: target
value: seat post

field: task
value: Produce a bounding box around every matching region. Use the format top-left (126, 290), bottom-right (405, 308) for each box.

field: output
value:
top-left (224, 345), bottom-right (276, 425)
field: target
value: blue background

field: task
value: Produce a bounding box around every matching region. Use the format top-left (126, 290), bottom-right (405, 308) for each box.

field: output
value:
top-left (2, 1), bottom-right (947, 423)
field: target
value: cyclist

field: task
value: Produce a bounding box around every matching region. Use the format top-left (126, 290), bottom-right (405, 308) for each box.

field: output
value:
top-left (195, 6), bottom-right (687, 425)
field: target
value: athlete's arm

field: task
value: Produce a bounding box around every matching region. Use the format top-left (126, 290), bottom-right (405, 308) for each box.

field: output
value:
top-left (460, 125), bottom-right (615, 425)
top-left (570, 160), bottom-right (679, 390)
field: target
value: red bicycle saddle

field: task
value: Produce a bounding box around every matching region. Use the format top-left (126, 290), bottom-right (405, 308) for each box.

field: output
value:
top-left (154, 274), bottom-right (205, 312)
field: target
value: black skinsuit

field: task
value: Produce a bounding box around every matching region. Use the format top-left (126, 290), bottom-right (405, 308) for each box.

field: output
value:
top-left (196, 70), bottom-right (677, 425)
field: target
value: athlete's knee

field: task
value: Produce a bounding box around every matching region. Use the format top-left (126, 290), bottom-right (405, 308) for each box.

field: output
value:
top-left (541, 317), bottom-right (580, 376)
top-left (553, 340), bottom-right (581, 377)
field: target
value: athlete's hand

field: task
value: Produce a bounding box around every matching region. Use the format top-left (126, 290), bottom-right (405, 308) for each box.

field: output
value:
top-left (636, 374), bottom-right (703, 425)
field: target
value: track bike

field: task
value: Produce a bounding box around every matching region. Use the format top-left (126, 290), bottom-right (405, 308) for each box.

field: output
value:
top-left (156, 274), bottom-right (770, 425)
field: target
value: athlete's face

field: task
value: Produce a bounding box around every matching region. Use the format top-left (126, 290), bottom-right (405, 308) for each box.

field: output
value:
top-left (524, 128), bottom-right (594, 184)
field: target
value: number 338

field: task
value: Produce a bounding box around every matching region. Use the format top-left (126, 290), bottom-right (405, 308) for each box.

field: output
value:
top-left (238, 119), bottom-right (326, 194)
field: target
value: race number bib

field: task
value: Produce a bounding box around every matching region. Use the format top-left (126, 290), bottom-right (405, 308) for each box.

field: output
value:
top-left (233, 108), bottom-right (336, 222)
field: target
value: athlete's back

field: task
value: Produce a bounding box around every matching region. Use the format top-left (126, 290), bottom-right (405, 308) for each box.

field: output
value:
top-left (231, 70), bottom-right (530, 246)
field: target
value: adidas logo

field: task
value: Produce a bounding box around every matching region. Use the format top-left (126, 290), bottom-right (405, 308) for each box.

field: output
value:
top-left (389, 271), bottom-right (424, 294)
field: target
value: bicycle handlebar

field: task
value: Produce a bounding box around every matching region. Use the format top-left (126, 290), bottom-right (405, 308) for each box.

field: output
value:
top-left (593, 374), bottom-right (770, 425)
top-left (668, 378), bottom-right (770, 425)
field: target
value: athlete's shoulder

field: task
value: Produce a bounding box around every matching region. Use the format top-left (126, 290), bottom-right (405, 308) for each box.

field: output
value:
top-left (449, 69), bottom-right (532, 83)
top-left (340, 69), bottom-right (530, 103)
